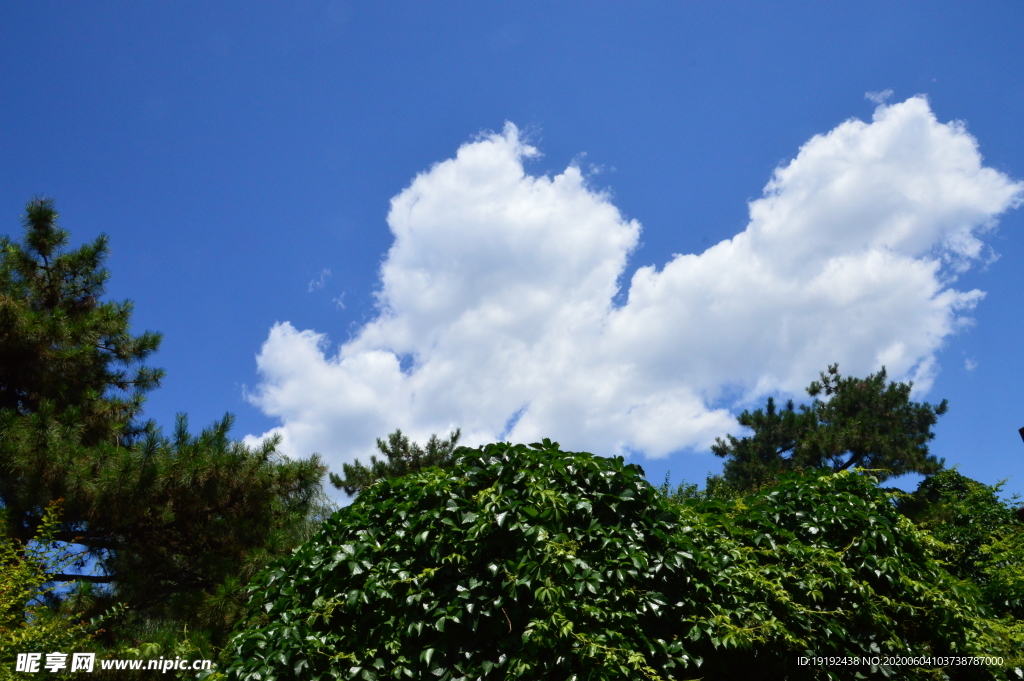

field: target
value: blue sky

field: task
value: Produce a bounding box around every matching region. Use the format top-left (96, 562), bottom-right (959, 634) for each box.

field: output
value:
top-left (2, 2), bottom-right (1022, 499)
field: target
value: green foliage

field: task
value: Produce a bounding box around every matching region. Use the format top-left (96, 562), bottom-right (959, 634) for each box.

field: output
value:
top-left (701, 470), bottom-right (1022, 679)
top-left (227, 442), bottom-right (1018, 680)
top-left (88, 414), bottom-right (332, 640)
top-left (1, 502), bottom-right (96, 673)
top-left (655, 473), bottom-right (704, 504)
top-left (230, 439), bottom-right (679, 680)
top-left (0, 197), bottom-right (162, 446)
top-left (0, 199), bottom-right (332, 650)
top-left (330, 429), bottom-right (462, 496)
top-left (1, 196), bottom-right (163, 547)
top-left (713, 364), bottom-right (947, 492)
top-left (900, 469), bottom-right (1024, 620)
top-left (2, 406), bottom-right (330, 648)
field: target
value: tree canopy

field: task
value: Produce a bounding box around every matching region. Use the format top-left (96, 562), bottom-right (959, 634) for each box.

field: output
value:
top-left (711, 364), bottom-right (947, 491)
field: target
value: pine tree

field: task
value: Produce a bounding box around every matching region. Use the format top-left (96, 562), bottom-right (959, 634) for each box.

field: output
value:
top-left (712, 364), bottom-right (947, 491)
top-left (0, 199), bottom-right (330, 646)
top-left (329, 428), bottom-right (462, 496)
top-left (0, 198), bottom-right (164, 542)
top-left (0, 198), bottom-right (162, 446)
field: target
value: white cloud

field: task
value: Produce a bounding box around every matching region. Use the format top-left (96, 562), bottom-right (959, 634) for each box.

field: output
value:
top-left (245, 97), bottom-right (1023, 472)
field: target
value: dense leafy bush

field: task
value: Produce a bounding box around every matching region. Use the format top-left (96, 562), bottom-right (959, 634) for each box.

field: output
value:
top-left (229, 441), bottom-right (685, 680)
top-left (226, 442), bottom-right (1022, 681)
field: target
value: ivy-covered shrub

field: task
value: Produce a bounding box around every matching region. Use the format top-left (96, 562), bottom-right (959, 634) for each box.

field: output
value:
top-left (900, 469), bottom-right (1024, 620)
top-left (226, 442), bottom-right (1021, 681)
top-left (697, 469), bottom-right (1022, 679)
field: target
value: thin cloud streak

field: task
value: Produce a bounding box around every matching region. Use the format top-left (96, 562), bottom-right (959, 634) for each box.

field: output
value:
top-left (308, 269), bottom-right (332, 292)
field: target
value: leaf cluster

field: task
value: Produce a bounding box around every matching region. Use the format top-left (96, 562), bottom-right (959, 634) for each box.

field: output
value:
top-left (103, 416), bottom-right (331, 624)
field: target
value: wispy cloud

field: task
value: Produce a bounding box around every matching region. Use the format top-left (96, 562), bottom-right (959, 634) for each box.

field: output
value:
top-left (246, 97), bottom-right (1023, 470)
top-left (308, 269), bottom-right (331, 292)
top-left (865, 89), bottom-right (894, 105)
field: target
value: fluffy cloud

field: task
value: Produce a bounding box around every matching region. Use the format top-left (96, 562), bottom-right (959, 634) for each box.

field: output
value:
top-left (246, 97), bottom-right (1022, 469)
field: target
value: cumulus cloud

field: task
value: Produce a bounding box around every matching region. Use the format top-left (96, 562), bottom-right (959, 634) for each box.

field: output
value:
top-left (245, 97), bottom-right (1022, 470)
